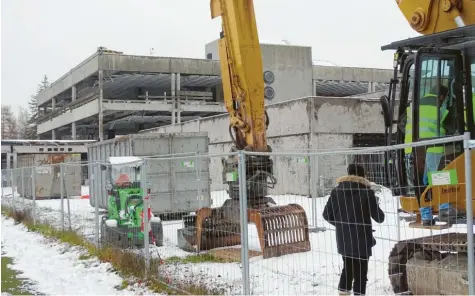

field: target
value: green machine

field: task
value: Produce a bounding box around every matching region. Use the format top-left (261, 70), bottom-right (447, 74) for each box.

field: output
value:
top-left (100, 156), bottom-right (163, 248)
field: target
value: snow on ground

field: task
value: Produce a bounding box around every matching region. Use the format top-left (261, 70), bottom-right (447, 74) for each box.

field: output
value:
top-left (1, 216), bottom-right (157, 295)
top-left (2, 185), bottom-right (473, 295)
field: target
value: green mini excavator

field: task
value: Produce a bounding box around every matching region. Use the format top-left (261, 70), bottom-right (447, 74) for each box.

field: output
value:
top-left (100, 156), bottom-right (163, 248)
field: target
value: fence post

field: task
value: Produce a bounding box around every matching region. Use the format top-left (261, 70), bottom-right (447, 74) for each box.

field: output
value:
top-left (464, 132), bottom-right (474, 295)
top-left (12, 168), bottom-right (16, 200)
top-left (309, 154), bottom-right (325, 233)
top-left (238, 151), bottom-right (250, 295)
top-left (21, 167), bottom-right (25, 207)
top-left (1, 170), bottom-right (4, 198)
top-left (93, 162), bottom-right (100, 247)
top-left (142, 159), bottom-right (150, 276)
top-left (60, 163), bottom-right (65, 231)
top-left (32, 167), bottom-right (36, 226)
top-left (195, 153), bottom-right (203, 208)
top-left (396, 198), bottom-right (401, 242)
top-left (65, 164), bottom-right (72, 231)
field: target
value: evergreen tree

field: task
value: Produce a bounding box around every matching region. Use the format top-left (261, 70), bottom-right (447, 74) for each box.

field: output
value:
top-left (1, 105), bottom-right (18, 139)
top-left (25, 75), bottom-right (50, 139)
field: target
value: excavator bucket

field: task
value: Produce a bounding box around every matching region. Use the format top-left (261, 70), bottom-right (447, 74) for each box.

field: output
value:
top-left (177, 207), bottom-right (242, 252)
top-left (250, 204), bottom-right (311, 259)
top-left (177, 204), bottom-right (311, 259)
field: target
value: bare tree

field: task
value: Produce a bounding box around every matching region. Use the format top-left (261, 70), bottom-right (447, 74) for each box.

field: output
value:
top-left (1, 105), bottom-right (18, 139)
top-left (17, 106), bottom-right (30, 139)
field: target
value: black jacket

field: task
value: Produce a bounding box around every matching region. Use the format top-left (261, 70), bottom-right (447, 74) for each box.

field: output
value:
top-left (322, 175), bottom-right (385, 258)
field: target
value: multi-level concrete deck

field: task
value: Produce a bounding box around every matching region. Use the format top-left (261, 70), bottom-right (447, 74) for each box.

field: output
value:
top-left (36, 45), bottom-right (394, 140)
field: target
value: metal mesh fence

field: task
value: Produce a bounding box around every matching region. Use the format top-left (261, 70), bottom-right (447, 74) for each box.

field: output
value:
top-left (1, 134), bottom-right (473, 295)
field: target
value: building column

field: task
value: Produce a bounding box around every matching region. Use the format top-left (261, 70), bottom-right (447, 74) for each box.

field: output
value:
top-left (367, 82), bottom-right (376, 93)
top-left (71, 123), bottom-right (77, 140)
top-left (98, 70), bottom-right (104, 141)
top-left (52, 129), bottom-right (56, 140)
top-left (72, 85), bottom-right (77, 140)
top-left (13, 152), bottom-right (17, 169)
top-left (176, 73), bottom-right (181, 124)
top-left (72, 85), bottom-right (77, 102)
top-left (52, 97), bottom-right (56, 111)
top-left (171, 73), bottom-right (176, 125)
top-left (6, 153), bottom-right (12, 170)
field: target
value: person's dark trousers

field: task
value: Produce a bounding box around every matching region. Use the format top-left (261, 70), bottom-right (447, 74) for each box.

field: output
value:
top-left (338, 256), bottom-right (369, 295)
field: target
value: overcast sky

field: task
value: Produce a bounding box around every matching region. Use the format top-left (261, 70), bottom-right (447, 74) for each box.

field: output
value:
top-left (1, 0), bottom-right (419, 114)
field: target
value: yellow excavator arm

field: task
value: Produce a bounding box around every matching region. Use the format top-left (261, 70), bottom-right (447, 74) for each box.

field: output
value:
top-left (210, 0), bottom-right (267, 152)
top-left (176, 0), bottom-right (311, 259)
top-left (396, 0), bottom-right (475, 34)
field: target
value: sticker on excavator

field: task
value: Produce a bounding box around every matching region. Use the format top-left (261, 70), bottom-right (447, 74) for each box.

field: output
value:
top-left (428, 169), bottom-right (458, 186)
top-left (226, 171), bottom-right (238, 182)
top-left (182, 161), bottom-right (195, 168)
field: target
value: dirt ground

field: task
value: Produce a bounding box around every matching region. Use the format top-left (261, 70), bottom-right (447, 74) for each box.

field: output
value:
top-left (209, 248), bottom-right (261, 262)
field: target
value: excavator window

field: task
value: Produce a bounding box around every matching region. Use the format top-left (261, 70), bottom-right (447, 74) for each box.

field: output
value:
top-left (420, 57), bottom-right (457, 137)
top-left (405, 49), bottom-right (465, 196)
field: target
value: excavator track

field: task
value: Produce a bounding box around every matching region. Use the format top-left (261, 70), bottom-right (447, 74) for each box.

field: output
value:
top-left (388, 233), bottom-right (474, 295)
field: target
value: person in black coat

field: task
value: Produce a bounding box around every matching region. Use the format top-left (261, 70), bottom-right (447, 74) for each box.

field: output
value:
top-left (322, 164), bottom-right (385, 296)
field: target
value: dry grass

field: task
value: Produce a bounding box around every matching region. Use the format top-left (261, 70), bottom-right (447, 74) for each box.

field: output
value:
top-left (1, 205), bottom-right (220, 295)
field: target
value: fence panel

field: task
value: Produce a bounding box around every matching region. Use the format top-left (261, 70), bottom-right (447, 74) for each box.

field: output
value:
top-left (241, 134), bottom-right (473, 295)
top-left (145, 153), bottom-right (244, 294)
top-left (0, 134), bottom-right (472, 295)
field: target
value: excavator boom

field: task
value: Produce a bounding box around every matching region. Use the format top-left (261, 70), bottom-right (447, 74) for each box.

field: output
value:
top-left (176, 0), bottom-right (311, 259)
top-left (211, 0), bottom-right (267, 151)
top-left (396, 0), bottom-right (475, 35)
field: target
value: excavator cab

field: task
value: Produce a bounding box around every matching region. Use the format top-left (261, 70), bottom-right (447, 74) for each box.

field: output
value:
top-left (381, 26), bottom-right (475, 228)
top-left (381, 26), bottom-right (475, 295)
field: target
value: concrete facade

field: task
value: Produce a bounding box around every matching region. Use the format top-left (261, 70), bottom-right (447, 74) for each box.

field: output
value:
top-left (205, 40), bottom-right (314, 104)
top-left (141, 96), bottom-right (390, 196)
top-left (205, 40), bottom-right (393, 103)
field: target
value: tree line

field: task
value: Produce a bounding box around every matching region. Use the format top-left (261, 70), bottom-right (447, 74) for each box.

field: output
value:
top-left (1, 75), bottom-right (50, 140)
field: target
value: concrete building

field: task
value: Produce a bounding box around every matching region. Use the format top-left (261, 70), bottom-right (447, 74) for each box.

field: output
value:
top-left (36, 43), bottom-right (393, 141)
top-left (205, 39), bottom-right (393, 101)
top-left (35, 47), bottom-right (226, 142)
top-left (140, 96), bottom-right (396, 196)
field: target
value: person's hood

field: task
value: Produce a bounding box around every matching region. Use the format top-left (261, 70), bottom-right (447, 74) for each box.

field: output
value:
top-left (336, 175), bottom-right (372, 188)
